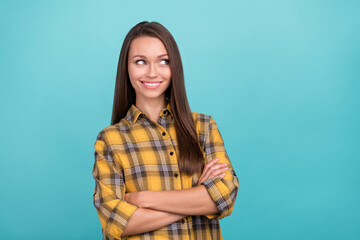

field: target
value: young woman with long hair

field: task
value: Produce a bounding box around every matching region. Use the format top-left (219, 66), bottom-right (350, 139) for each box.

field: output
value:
top-left (92, 21), bottom-right (239, 240)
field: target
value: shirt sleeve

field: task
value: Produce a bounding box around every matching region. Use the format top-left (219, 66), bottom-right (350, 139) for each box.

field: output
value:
top-left (201, 116), bottom-right (239, 220)
top-left (92, 131), bottom-right (138, 240)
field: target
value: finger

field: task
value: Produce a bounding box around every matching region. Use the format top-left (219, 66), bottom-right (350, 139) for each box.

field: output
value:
top-left (203, 161), bottom-right (224, 176)
top-left (198, 169), bottom-right (227, 185)
top-left (199, 160), bottom-right (218, 183)
top-left (198, 175), bottom-right (203, 185)
top-left (197, 169), bottom-right (210, 186)
top-left (198, 158), bottom-right (223, 185)
top-left (209, 167), bottom-right (228, 178)
top-left (207, 166), bottom-right (228, 180)
top-left (201, 162), bottom-right (226, 181)
top-left (202, 158), bottom-right (219, 173)
top-left (206, 161), bottom-right (227, 173)
top-left (198, 170), bottom-right (207, 185)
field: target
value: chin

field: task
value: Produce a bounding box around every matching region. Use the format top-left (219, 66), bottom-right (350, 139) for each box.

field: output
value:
top-left (139, 91), bottom-right (167, 100)
top-left (144, 94), bottom-right (165, 99)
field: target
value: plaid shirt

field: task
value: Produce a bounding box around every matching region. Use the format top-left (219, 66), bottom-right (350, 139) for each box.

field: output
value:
top-left (92, 102), bottom-right (239, 240)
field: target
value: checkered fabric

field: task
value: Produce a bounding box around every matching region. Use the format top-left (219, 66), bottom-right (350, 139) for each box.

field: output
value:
top-left (92, 102), bottom-right (239, 240)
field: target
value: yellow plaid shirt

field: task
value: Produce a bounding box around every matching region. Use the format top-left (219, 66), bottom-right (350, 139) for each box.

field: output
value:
top-left (92, 102), bottom-right (239, 240)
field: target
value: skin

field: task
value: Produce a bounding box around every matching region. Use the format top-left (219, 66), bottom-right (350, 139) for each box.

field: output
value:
top-left (127, 36), bottom-right (171, 123)
top-left (121, 36), bottom-right (228, 237)
top-left (124, 158), bottom-right (229, 215)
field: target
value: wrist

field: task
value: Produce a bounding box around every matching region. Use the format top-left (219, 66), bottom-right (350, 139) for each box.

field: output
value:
top-left (140, 191), bottom-right (152, 208)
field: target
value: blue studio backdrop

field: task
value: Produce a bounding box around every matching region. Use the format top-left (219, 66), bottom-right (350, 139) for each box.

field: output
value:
top-left (0, 0), bottom-right (359, 239)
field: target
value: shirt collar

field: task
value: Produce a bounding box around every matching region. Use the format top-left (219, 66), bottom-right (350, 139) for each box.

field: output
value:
top-left (125, 102), bottom-right (173, 125)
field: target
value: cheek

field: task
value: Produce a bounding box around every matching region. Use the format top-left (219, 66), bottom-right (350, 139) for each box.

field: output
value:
top-left (162, 76), bottom-right (172, 89)
top-left (128, 65), bottom-right (144, 80)
top-left (160, 68), bottom-right (171, 80)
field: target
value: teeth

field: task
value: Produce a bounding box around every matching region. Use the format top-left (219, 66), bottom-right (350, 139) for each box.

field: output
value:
top-left (144, 82), bottom-right (160, 86)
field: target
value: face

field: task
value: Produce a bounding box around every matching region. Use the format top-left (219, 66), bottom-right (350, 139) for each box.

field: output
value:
top-left (127, 36), bottom-right (171, 105)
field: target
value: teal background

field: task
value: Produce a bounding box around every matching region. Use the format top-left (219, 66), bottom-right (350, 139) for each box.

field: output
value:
top-left (1, 0), bottom-right (359, 239)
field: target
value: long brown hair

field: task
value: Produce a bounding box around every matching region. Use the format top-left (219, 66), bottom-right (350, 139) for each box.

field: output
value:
top-left (111, 21), bottom-right (204, 176)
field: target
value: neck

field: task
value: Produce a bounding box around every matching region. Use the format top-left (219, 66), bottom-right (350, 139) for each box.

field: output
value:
top-left (135, 97), bottom-right (167, 123)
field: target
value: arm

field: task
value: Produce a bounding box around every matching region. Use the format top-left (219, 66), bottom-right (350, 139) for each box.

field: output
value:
top-left (121, 208), bottom-right (186, 237)
top-left (125, 185), bottom-right (220, 216)
top-left (126, 116), bottom-right (239, 220)
top-left (200, 115), bottom-right (239, 220)
top-left (92, 132), bottom-right (186, 239)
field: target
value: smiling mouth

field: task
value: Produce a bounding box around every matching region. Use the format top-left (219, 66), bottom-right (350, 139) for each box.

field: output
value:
top-left (140, 81), bottom-right (162, 88)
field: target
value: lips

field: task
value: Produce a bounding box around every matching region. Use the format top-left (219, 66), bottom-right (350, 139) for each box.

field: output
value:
top-left (140, 80), bottom-right (162, 89)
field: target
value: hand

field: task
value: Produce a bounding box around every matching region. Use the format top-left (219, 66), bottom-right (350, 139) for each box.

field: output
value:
top-left (197, 158), bottom-right (228, 186)
top-left (125, 191), bottom-right (147, 208)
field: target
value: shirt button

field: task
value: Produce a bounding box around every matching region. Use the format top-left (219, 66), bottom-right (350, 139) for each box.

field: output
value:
top-left (181, 219), bottom-right (185, 224)
top-left (170, 151), bottom-right (174, 156)
top-left (174, 173), bottom-right (178, 178)
top-left (162, 132), bottom-right (166, 136)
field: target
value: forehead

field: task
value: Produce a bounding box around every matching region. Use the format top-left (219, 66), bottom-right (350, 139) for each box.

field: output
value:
top-left (128, 36), bottom-right (168, 56)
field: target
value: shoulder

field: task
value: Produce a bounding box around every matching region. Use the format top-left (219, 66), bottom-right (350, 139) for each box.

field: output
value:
top-left (191, 111), bottom-right (217, 124)
top-left (95, 120), bottom-right (129, 145)
top-left (191, 111), bottom-right (217, 133)
top-left (191, 111), bottom-right (222, 137)
top-left (192, 111), bottom-right (209, 122)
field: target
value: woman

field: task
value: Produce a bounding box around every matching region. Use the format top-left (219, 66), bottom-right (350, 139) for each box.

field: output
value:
top-left (92, 21), bottom-right (239, 240)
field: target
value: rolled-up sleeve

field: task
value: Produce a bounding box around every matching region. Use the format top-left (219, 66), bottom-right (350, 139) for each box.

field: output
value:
top-left (92, 131), bottom-right (138, 240)
top-left (201, 116), bottom-right (239, 220)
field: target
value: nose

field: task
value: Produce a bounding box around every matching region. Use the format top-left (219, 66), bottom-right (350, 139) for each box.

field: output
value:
top-left (146, 63), bottom-right (157, 78)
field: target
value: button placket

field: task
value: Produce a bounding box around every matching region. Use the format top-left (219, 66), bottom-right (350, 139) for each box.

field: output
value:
top-left (160, 124), bottom-right (181, 189)
top-left (161, 130), bottom-right (176, 162)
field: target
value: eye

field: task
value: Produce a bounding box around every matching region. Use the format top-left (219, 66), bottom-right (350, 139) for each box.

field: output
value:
top-left (160, 59), bottom-right (169, 65)
top-left (135, 59), bottom-right (146, 65)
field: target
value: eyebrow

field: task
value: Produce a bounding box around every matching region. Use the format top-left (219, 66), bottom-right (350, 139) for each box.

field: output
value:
top-left (132, 54), bottom-right (168, 59)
